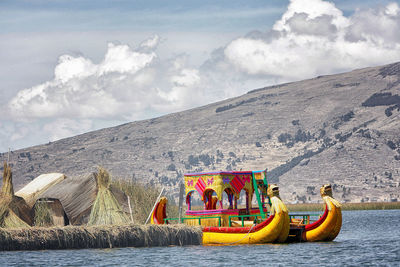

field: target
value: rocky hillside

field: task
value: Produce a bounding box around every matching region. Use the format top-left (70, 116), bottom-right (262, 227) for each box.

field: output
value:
top-left (1, 62), bottom-right (400, 203)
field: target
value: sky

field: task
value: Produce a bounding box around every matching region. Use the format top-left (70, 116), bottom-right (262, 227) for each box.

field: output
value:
top-left (1, 0), bottom-right (400, 152)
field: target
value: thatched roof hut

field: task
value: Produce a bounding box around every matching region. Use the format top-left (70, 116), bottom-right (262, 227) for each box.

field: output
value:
top-left (0, 162), bottom-right (32, 228)
top-left (15, 173), bottom-right (66, 208)
top-left (88, 167), bottom-right (130, 225)
top-left (34, 171), bottom-right (130, 226)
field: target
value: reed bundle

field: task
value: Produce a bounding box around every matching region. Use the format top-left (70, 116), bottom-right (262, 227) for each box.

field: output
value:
top-left (1, 162), bottom-right (13, 196)
top-left (0, 163), bottom-right (32, 228)
top-left (88, 167), bottom-right (130, 225)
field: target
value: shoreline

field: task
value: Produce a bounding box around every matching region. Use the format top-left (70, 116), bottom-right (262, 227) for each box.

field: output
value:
top-left (0, 224), bottom-right (202, 251)
top-left (287, 201), bottom-right (400, 212)
top-left (190, 201), bottom-right (400, 212)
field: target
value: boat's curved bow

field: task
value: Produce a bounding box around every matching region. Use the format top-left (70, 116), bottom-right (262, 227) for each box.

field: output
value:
top-left (302, 184), bottom-right (342, 242)
top-left (202, 184), bottom-right (290, 245)
top-left (150, 197), bottom-right (168, 224)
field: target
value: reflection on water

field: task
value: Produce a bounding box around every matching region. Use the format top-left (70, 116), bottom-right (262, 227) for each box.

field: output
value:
top-left (1, 210), bottom-right (399, 266)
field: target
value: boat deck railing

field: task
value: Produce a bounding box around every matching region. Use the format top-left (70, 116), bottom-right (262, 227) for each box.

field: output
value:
top-left (164, 216), bottom-right (222, 226)
top-left (164, 213), bottom-right (322, 227)
top-left (289, 213), bottom-right (321, 225)
top-left (228, 214), bottom-right (265, 227)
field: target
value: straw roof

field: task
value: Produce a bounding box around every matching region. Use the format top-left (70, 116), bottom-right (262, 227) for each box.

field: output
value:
top-left (38, 174), bottom-right (96, 225)
top-left (15, 173), bottom-right (66, 207)
top-left (0, 162), bottom-right (32, 228)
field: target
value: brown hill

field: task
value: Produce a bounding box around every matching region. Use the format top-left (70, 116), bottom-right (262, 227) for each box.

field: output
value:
top-left (1, 62), bottom-right (400, 203)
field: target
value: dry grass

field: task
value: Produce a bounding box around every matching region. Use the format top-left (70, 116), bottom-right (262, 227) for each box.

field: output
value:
top-left (342, 202), bottom-right (400, 210)
top-left (112, 179), bottom-right (179, 224)
top-left (287, 201), bottom-right (400, 212)
top-left (33, 201), bottom-right (53, 227)
top-left (0, 224), bottom-right (202, 251)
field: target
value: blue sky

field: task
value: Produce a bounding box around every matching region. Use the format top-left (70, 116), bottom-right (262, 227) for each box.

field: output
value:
top-left (1, 0), bottom-right (395, 33)
top-left (1, 0), bottom-right (285, 32)
top-left (1, 0), bottom-right (400, 152)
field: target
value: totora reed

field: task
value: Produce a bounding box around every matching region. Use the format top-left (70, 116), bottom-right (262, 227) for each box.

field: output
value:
top-left (0, 224), bottom-right (202, 251)
top-left (0, 162), bottom-right (32, 228)
top-left (88, 167), bottom-right (130, 226)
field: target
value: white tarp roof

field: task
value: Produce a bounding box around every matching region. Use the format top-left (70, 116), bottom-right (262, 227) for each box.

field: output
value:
top-left (15, 173), bottom-right (66, 207)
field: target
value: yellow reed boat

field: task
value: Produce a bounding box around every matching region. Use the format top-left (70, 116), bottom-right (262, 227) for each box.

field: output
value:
top-left (151, 169), bottom-right (342, 244)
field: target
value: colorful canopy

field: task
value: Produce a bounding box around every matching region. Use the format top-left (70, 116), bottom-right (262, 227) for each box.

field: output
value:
top-left (184, 171), bottom-right (266, 200)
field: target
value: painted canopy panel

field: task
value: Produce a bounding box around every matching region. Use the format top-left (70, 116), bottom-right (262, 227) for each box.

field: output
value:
top-left (184, 171), bottom-right (256, 200)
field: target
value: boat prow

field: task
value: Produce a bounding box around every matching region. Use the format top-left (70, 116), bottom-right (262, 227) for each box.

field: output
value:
top-left (150, 196), bottom-right (168, 224)
top-left (202, 184), bottom-right (290, 245)
top-left (301, 184), bottom-right (342, 242)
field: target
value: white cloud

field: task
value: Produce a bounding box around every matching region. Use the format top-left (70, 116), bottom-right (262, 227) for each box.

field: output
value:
top-left (286, 13), bottom-right (339, 37)
top-left (55, 55), bottom-right (97, 83)
top-left (273, 0), bottom-right (349, 32)
top-left (140, 35), bottom-right (161, 50)
top-left (98, 42), bottom-right (156, 75)
top-left (386, 2), bottom-right (400, 16)
top-left (5, 33), bottom-right (211, 146)
top-left (346, 2), bottom-right (400, 44)
top-left (8, 36), bottom-right (166, 121)
top-left (223, 0), bottom-right (400, 80)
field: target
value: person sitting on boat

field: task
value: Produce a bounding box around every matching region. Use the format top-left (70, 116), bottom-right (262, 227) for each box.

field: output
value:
top-left (205, 190), bottom-right (218, 210)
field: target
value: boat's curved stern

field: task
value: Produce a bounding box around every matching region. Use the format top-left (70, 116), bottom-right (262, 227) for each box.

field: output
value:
top-left (150, 197), bottom-right (168, 224)
top-left (302, 184), bottom-right (342, 242)
top-left (202, 184), bottom-right (290, 245)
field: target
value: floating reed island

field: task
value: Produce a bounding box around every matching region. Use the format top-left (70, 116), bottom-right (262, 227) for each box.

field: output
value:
top-left (0, 224), bottom-right (202, 251)
top-left (0, 164), bottom-right (201, 251)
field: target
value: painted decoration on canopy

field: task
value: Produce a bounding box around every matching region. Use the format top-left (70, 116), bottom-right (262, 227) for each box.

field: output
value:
top-left (195, 177), bottom-right (206, 197)
top-left (230, 175), bottom-right (245, 194)
top-left (184, 171), bottom-right (254, 201)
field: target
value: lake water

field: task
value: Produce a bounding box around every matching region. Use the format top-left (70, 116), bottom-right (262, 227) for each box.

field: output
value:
top-left (1, 210), bottom-right (399, 266)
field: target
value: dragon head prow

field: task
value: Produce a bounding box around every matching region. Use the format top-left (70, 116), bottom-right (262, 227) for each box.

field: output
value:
top-left (320, 184), bottom-right (333, 197)
top-left (320, 184), bottom-right (341, 209)
top-left (267, 184), bottom-right (280, 198)
top-left (159, 196), bottom-right (168, 205)
top-left (268, 184), bottom-right (288, 214)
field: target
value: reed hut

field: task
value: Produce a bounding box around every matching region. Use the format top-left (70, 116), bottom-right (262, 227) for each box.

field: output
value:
top-left (34, 170), bottom-right (130, 226)
top-left (88, 167), bottom-right (130, 225)
top-left (15, 173), bottom-right (66, 208)
top-left (0, 162), bottom-right (32, 228)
